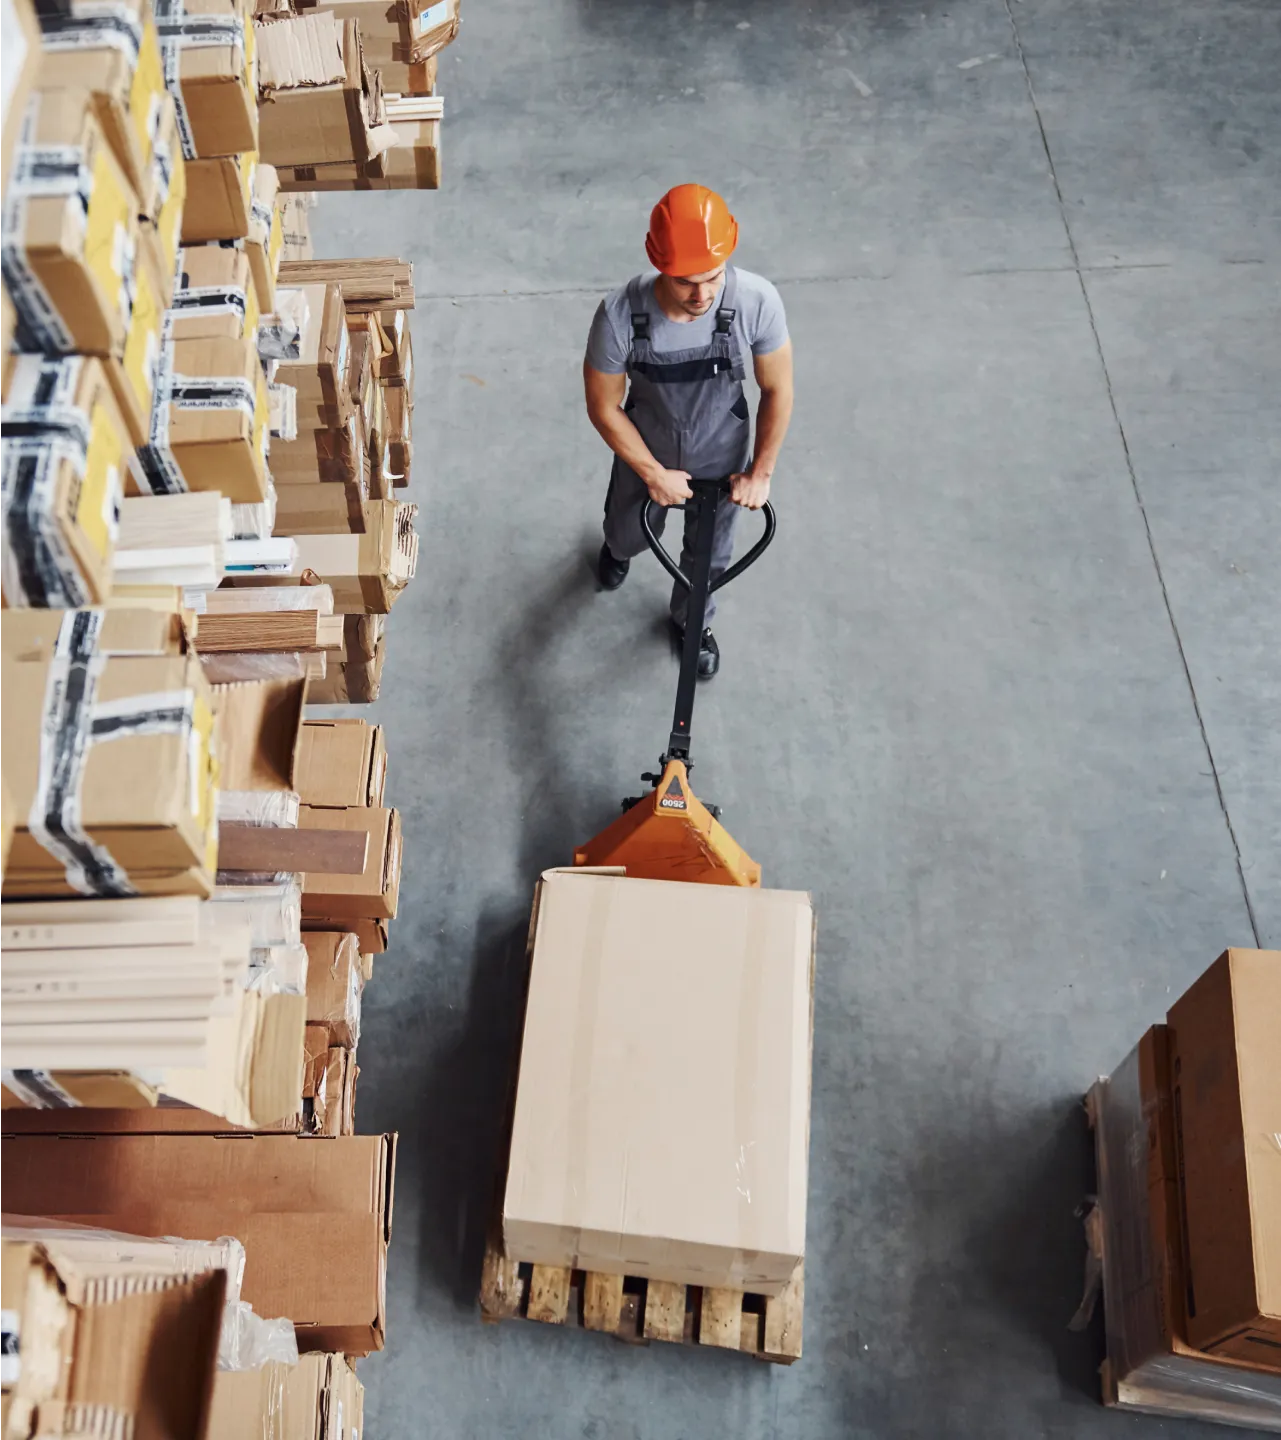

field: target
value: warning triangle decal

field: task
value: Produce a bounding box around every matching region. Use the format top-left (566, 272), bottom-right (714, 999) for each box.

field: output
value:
top-left (658, 773), bottom-right (687, 811)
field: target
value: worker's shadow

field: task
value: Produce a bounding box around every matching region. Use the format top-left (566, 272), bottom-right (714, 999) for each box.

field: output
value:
top-left (407, 540), bottom-right (646, 1310)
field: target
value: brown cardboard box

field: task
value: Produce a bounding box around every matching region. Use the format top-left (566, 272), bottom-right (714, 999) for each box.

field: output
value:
top-left (182, 150), bottom-right (255, 241)
top-left (207, 1352), bottom-right (363, 1440)
top-left (304, 930), bottom-right (364, 1048)
top-left (133, 334), bottom-right (269, 501)
top-left (301, 1029), bottom-right (356, 1136)
top-left (257, 13), bottom-right (380, 167)
top-left (274, 282), bottom-right (352, 425)
top-left (4, 88), bottom-right (140, 356)
top-left (278, 192), bottom-right (315, 259)
top-left (272, 478), bottom-right (365, 533)
top-left (212, 677), bottom-right (306, 789)
top-left (2, 612), bottom-right (219, 898)
top-left (169, 244), bottom-right (260, 340)
top-left (308, 0), bottom-right (457, 63)
top-left (2, 0), bottom-right (42, 201)
top-left (1, 355), bottom-right (129, 608)
top-left (1170, 948), bottom-right (1281, 1368)
top-left (503, 870), bottom-right (814, 1294)
top-left (0, 1132), bottom-right (397, 1354)
top-left (375, 305), bottom-right (410, 378)
top-left (0, 1070), bottom-right (157, 1109)
top-left (302, 913), bottom-right (386, 954)
top-left (35, 11), bottom-right (167, 202)
top-left (275, 121), bottom-right (439, 191)
top-left (252, 499), bottom-right (414, 612)
top-left (306, 633), bottom-right (385, 703)
top-left (159, 0), bottom-right (258, 157)
top-left (383, 379), bottom-right (411, 485)
top-left (1, 603), bottom-right (190, 658)
top-left (300, 804), bottom-right (400, 921)
top-left (1, 1238), bottom-right (225, 1439)
top-left (295, 719), bottom-right (386, 807)
top-left (270, 411), bottom-right (368, 486)
top-left (247, 160), bottom-right (284, 310)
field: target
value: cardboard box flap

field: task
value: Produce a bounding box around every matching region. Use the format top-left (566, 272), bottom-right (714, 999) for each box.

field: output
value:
top-left (258, 10), bottom-right (347, 89)
top-left (212, 677), bottom-right (306, 790)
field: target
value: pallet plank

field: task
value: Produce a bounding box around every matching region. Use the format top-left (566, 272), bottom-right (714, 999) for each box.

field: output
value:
top-left (643, 1281), bottom-right (686, 1344)
top-left (583, 1272), bottom-right (623, 1333)
top-left (700, 1287), bottom-right (744, 1350)
top-left (528, 1265), bottom-right (571, 1324)
top-left (761, 1265), bottom-right (805, 1362)
top-left (479, 1240), bottom-right (523, 1321)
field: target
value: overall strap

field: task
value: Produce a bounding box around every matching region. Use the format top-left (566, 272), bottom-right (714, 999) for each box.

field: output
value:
top-left (713, 266), bottom-right (747, 380)
top-left (626, 275), bottom-right (651, 365)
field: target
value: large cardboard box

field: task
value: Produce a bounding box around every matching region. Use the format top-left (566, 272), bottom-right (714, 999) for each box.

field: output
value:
top-left (1, 355), bottom-right (129, 608)
top-left (207, 1353), bottom-right (363, 1440)
top-left (308, 0), bottom-right (457, 63)
top-left (182, 149), bottom-right (256, 241)
top-left (503, 870), bottom-right (814, 1294)
top-left (3, 88), bottom-right (140, 356)
top-left (295, 718), bottom-right (386, 807)
top-left (0, 1238), bottom-right (225, 1440)
top-left (299, 804), bottom-right (401, 921)
top-left (272, 479), bottom-right (365, 534)
top-left (157, 0), bottom-right (258, 158)
top-left (133, 333), bottom-right (269, 501)
top-left (257, 13), bottom-right (380, 167)
top-left (0, 1132), bottom-right (398, 1354)
top-left (1169, 948), bottom-right (1281, 1368)
top-left (35, 9), bottom-right (168, 202)
top-left (169, 244), bottom-right (260, 340)
top-left (1, 609), bottom-right (219, 898)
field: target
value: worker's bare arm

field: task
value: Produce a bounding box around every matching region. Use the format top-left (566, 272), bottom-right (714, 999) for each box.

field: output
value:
top-left (583, 363), bottom-right (693, 506)
top-left (730, 340), bottom-right (794, 510)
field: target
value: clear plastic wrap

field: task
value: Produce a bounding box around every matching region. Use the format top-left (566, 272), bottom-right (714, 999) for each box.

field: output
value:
top-left (230, 484), bottom-right (277, 542)
top-left (1090, 1029), bottom-right (1281, 1430)
top-left (257, 289), bottom-right (309, 360)
top-left (200, 651), bottom-right (309, 684)
top-left (208, 877), bottom-right (302, 951)
top-left (268, 381), bottom-right (297, 441)
top-left (217, 790), bottom-right (301, 827)
top-left (218, 1299), bottom-right (299, 1371)
top-left (243, 942), bottom-right (308, 996)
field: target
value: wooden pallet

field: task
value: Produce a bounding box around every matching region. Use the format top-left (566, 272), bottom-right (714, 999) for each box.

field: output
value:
top-left (480, 1236), bottom-right (804, 1363)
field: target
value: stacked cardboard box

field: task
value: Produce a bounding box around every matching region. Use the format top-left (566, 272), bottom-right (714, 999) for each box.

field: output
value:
top-left (4, 0), bottom-right (425, 1414)
top-left (257, 0), bottom-right (456, 189)
top-left (1089, 948), bottom-right (1281, 1428)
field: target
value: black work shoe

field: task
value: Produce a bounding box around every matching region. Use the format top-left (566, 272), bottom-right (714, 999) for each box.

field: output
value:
top-left (671, 622), bottom-right (721, 680)
top-left (598, 543), bottom-right (630, 590)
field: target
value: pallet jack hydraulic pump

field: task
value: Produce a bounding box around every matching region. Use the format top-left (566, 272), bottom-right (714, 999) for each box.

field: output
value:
top-left (574, 476), bottom-right (776, 886)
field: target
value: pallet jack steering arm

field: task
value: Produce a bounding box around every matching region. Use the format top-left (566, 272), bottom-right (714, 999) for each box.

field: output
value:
top-left (641, 477), bottom-right (777, 769)
top-left (573, 478), bottom-right (776, 887)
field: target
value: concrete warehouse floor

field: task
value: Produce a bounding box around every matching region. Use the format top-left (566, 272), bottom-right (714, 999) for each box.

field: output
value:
top-left (315, 0), bottom-right (1280, 1432)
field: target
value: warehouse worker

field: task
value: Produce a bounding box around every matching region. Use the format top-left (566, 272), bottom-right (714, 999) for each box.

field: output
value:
top-left (585, 184), bottom-right (794, 679)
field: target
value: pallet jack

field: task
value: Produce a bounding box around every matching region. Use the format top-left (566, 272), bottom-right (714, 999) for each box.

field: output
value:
top-left (573, 476), bottom-right (776, 886)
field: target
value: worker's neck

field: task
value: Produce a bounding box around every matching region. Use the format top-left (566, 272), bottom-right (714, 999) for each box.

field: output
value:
top-left (654, 273), bottom-right (725, 324)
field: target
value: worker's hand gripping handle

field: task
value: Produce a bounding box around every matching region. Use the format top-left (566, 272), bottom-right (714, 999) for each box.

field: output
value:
top-left (640, 477), bottom-right (776, 593)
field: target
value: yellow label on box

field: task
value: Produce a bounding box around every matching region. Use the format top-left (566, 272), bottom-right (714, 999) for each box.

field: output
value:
top-left (268, 205), bottom-right (283, 279)
top-left (122, 261), bottom-right (162, 422)
top-left (129, 23), bottom-right (166, 176)
top-left (192, 692), bottom-right (219, 873)
top-left (78, 398), bottom-right (126, 562)
top-left (84, 145), bottom-right (137, 341)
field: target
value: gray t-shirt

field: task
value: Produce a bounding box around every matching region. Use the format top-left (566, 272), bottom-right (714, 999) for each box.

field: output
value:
top-left (585, 267), bottom-right (788, 374)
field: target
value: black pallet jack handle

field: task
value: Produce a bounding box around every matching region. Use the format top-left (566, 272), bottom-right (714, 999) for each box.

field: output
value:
top-left (640, 477), bottom-right (776, 766)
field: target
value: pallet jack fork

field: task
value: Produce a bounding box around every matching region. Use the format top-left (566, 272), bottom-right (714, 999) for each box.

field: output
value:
top-left (574, 477), bottom-right (776, 886)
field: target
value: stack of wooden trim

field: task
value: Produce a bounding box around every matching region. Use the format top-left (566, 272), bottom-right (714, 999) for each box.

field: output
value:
top-left (0, 896), bottom-right (306, 1128)
top-left (278, 258), bottom-right (414, 310)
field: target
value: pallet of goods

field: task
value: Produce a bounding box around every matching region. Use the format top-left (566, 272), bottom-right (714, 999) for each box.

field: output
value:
top-left (2, 0), bottom-right (455, 1416)
top-left (480, 869), bottom-right (813, 1364)
top-left (1082, 948), bottom-right (1281, 1432)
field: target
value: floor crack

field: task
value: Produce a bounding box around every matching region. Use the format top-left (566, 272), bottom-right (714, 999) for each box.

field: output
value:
top-left (1002, 0), bottom-right (1262, 946)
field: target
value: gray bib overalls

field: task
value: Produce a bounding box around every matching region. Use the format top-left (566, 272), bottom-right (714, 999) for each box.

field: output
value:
top-left (602, 267), bottom-right (751, 628)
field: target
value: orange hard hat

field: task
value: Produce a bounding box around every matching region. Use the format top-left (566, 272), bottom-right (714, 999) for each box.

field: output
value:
top-left (645, 184), bottom-right (739, 276)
